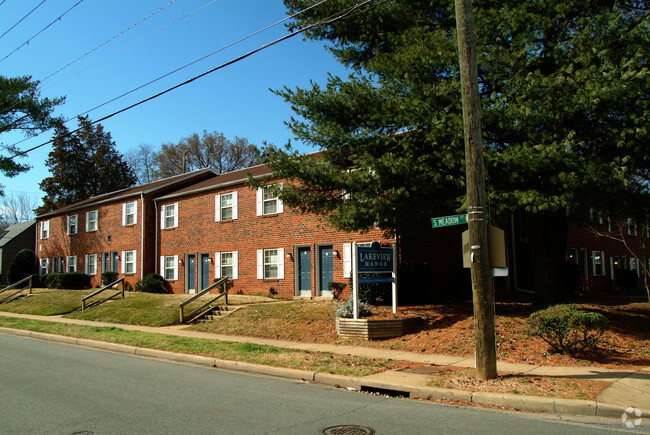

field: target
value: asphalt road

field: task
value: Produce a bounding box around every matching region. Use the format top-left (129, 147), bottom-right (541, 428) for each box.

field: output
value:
top-left (0, 334), bottom-right (644, 434)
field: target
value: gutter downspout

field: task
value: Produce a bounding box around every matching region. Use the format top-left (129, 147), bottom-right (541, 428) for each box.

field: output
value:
top-left (510, 213), bottom-right (534, 294)
top-left (141, 193), bottom-right (145, 280)
top-left (154, 198), bottom-right (158, 276)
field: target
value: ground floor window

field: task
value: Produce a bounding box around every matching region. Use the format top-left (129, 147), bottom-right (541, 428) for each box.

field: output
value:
top-left (592, 251), bottom-right (605, 277)
top-left (122, 250), bottom-right (136, 274)
top-left (67, 256), bottom-right (77, 272)
top-left (161, 255), bottom-right (178, 281)
top-left (216, 251), bottom-right (238, 279)
top-left (85, 254), bottom-right (97, 275)
top-left (39, 258), bottom-right (49, 275)
top-left (257, 248), bottom-right (284, 279)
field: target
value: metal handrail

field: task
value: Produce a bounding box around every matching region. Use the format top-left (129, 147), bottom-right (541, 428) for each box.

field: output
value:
top-left (0, 275), bottom-right (34, 304)
top-left (179, 277), bottom-right (228, 323)
top-left (81, 277), bottom-right (126, 310)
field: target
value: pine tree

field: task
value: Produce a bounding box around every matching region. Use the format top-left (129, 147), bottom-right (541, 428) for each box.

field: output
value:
top-left (37, 116), bottom-right (137, 214)
top-left (265, 0), bottom-right (649, 305)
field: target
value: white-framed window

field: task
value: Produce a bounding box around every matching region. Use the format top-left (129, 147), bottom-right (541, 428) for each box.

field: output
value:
top-left (629, 257), bottom-right (639, 277)
top-left (86, 210), bottom-right (98, 232)
top-left (85, 254), bottom-right (98, 275)
top-left (122, 250), bottom-right (137, 274)
top-left (343, 242), bottom-right (373, 278)
top-left (628, 218), bottom-right (637, 236)
top-left (215, 251), bottom-right (238, 279)
top-left (215, 192), bottom-right (238, 221)
top-left (256, 185), bottom-right (283, 216)
top-left (160, 203), bottom-right (178, 229)
top-left (39, 258), bottom-right (49, 275)
top-left (67, 215), bottom-right (78, 235)
top-left (67, 256), bottom-right (77, 272)
top-left (122, 201), bottom-right (137, 226)
top-left (592, 251), bottom-right (605, 277)
top-left (257, 248), bottom-right (284, 279)
top-left (160, 255), bottom-right (178, 281)
top-left (40, 220), bottom-right (50, 239)
top-left (607, 215), bottom-right (612, 232)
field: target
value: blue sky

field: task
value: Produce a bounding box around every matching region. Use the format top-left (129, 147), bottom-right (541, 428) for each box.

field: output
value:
top-left (0, 0), bottom-right (346, 206)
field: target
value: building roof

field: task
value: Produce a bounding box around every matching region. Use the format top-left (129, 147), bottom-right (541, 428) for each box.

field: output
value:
top-left (36, 168), bottom-right (218, 219)
top-left (0, 220), bottom-right (35, 247)
top-left (155, 164), bottom-right (273, 201)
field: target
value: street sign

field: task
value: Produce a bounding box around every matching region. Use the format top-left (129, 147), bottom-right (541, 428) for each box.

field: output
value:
top-left (431, 214), bottom-right (467, 228)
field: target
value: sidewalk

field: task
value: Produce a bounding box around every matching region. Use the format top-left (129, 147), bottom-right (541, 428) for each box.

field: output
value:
top-left (1, 311), bottom-right (648, 423)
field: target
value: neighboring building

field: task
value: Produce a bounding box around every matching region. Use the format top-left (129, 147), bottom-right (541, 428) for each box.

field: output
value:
top-left (0, 220), bottom-right (36, 283)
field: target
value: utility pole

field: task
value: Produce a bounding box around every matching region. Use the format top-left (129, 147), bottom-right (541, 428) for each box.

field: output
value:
top-left (454, 0), bottom-right (497, 380)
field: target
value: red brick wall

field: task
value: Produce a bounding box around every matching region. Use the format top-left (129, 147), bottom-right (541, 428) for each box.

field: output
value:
top-left (158, 185), bottom-right (390, 297)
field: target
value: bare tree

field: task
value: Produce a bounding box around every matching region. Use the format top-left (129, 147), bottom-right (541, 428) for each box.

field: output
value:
top-left (0, 193), bottom-right (39, 229)
top-left (125, 143), bottom-right (158, 184)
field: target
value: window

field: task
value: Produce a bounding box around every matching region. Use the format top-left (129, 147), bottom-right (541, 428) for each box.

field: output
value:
top-left (85, 254), bottom-right (97, 275)
top-left (592, 251), bottom-right (605, 277)
top-left (215, 251), bottom-right (238, 279)
top-left (39, 258), bottom-right (49, 275)
top-left (343, 242), bottom-right (373, 278)
top-left (67, 256), bottom-right (77, 272)
top-left (40, 220), bottom-right (49, 239)
top-left (160, 255), bottom-right (178, 281)
top-left (122, 201), bottom-right (137, 226)
top-left (86, 210), bottom-right (98, 232)
top-left (122, 250), bottom-right (136, 274)
top-left (67, 215), bottom-right (78, 235)
top-left (257, 248), bottom-right (284, 279)
top-left (215, 192), bottom-right (238, 221)
top-left (161, 203), bottom-right (178, 229)
top-left (256, 186), bottom-right (283, 216)
top-left (628, 218), bottom-right (637, 236)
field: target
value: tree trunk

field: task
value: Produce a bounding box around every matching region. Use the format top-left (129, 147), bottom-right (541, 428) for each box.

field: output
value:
top-left (529, 210), bottom-right (568, 307)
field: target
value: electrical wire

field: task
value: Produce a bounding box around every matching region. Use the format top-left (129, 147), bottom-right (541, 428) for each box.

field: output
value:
top-left (5, 0), bottom-right (329, 149)
top-left (8, 0), bottom-right (375, 160)
top-left (0, 0), bottom-right (47, 40)
top-left (0, 0), bottom-right (85, 64)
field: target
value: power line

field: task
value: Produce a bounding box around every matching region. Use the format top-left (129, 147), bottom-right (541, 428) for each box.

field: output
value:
top-left (6, 0), bottom-right (329, 150)
top-left (0, 0), bottom-right (85, 64)
top-left (9, 0), bottom-right (375, 160)
top-left (0, 0), bottom-right (47, 40)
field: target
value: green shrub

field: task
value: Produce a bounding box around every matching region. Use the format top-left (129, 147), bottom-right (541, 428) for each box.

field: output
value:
top-left (134, 273), bottom-right (166, 293)
top-left (102, 271), bottom-right (119, 286)
top-left (334, 298), bottom-right (372, 318)
top-left (527, 304), bottom-right (609, 353)
top-left (328, 282), bottom-right (347, 300)
top-left (46, 272), bottom-right (91, 289)
top-left (7, 249), bottom-right (37, 284)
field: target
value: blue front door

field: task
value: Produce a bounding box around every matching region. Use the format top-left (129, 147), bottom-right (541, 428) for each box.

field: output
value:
top-left (298, 247), bottom-right (311, 297)
top-left (200, 254), bottom-right (210, 290)
top-left (319, 245), bottom-right (333, 296)
top-left (187, 254), bottom-right (196, 294)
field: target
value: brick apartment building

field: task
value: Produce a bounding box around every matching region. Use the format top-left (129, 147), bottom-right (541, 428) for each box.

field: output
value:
top-left (35, 163), bottom-right (649, 299)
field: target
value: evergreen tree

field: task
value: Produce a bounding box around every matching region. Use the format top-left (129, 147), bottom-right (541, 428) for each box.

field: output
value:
top-left (37, 116), bottom-right (137, 214)
top-left (264, 0), bottom-right (649, 305)
top-left (0, 75), bottom-right (65, 187)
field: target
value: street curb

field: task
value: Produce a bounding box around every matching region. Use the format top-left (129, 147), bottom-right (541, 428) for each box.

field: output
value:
top-left (1, 327), bottom-right (648, 420)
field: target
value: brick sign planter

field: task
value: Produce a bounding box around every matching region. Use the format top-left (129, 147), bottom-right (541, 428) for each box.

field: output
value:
top-left (336, 317), bottom-right (423, 339)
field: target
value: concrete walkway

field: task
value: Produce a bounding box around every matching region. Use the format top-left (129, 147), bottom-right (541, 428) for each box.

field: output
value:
top-left (1, 311), bottom-right (648, 424)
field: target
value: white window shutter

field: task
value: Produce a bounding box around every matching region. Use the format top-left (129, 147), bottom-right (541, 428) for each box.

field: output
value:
top-left (257, 249), bottom-right (263, 279)
top-left (160, 256), bottom-right (165, 276)
top-left (277, 184), bottom-right (284, 213)
top-left (133, 251), bottom-right (137, 273)
top-left (86, 212), bottom-right (90, 231)
top-left (343, 243), bottom-right (352, 278)
top-left (214, 252), bottom-right (221, 278)
top-left (256, 188), bottom-right (263, 216)
top-left (134, 203), bottom-right (138, 225)
top-left (214, 195), bottom-right (221, 222)
top-left (121, 251), bottom-right (125, 274)
top-left (172, 255), bottom-right (178, 281)
top-left (172, 203), bottom-right (178, 228)
top-left (278, 248), bottom-right (285, 279)
top-left (72, 256), bottom-right (77, 272)
top-left (232, 191), bottom-right (238, 219)
top-left (160, 205), bottom-right (166, 229)
top-left (232, 251), bottom-right (238, 280)
top-left (85, 254), bottom-right (89, 274)
top-left (122, 204), bottom-right (127, 226)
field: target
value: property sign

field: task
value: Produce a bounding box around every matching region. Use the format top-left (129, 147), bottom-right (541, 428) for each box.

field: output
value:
top-left (431, 214), bottom-right (467, 228)
top-left (357, 246), bottom-right (394, 273)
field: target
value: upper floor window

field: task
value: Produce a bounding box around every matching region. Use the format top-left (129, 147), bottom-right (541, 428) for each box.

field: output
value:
top-left (215, 192), bottom-right (238, 221)
top-left (161, 203), bottom-right (178, 229)
top-left (67, 215), bottom-right (78, 235)
top-left (256, 185), bottom-right (283, 216)
top-left (86, 210), bottom-right (98, 232)
top-left (122, 201), bottom-right (137, 226)
top-left (40, 220), bottom-right (49, 239)
top-left (628, 218), bottom-right (637, 236)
